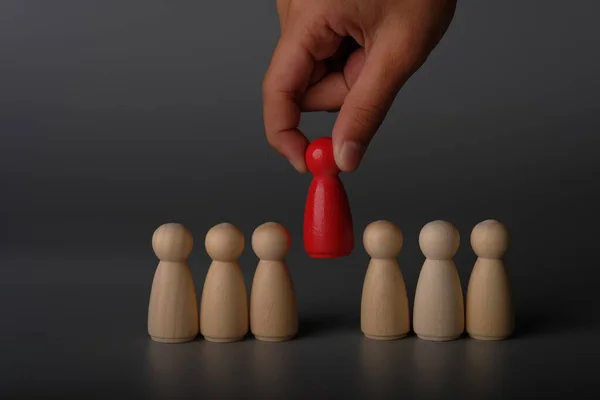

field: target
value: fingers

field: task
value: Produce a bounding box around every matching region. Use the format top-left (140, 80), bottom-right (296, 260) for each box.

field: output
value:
top-left (262, 36), bottom-right (315, 172)
top-left (309, 61), bottom-right (328, 86)
top-left (332, 32), bottom-right (420, 172)
top-left (262, 19), bottom-right (341, 172)
top-left (301, 73), bottom-right (347, 112)
top-left (302, 47), bottom-right (365, 112)
top-left (276, 0), bottom-right (291, 31)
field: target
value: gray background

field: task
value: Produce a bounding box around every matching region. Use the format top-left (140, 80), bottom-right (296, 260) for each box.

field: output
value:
top-left (1, 0), bottom-right (599, 398)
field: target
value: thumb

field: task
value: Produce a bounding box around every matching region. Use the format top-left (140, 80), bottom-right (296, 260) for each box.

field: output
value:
top-left (332, 32), bottom-right (421, 172)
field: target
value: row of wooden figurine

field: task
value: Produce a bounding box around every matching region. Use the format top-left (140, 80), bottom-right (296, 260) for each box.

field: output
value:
top-left (363, 218), bottom-right (514, 342)
top-left (147, 218), bottom-right (514, 343)
top-left (148, 221), bottom-right (297, 343)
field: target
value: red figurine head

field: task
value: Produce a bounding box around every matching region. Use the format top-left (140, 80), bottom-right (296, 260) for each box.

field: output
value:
top-left (306, 137), bottom-right (339, 176)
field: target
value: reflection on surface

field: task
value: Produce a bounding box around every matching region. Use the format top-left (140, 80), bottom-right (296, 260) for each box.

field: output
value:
top-left (250, 340), bottom-right (297, 397)
top-left (465, 339), bottom-right (509, 398)
top-left (412, 338), bottom-right (465, 398)
top-left (145, 335), bottom-right (301, 397)
top-left (197, 340), bottom-right (241, 395)
top-left (145, 337), bottom-right (248, 397)
top-left (141, 330), bottom-right (514, 398)
top-left (145, 339), bottom-right (201, 397)
top-left (359, 336), bottom-right (415, 397)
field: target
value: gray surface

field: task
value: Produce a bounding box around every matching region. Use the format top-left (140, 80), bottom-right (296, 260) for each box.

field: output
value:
top-left (1, 0), bottom-right (600, 398)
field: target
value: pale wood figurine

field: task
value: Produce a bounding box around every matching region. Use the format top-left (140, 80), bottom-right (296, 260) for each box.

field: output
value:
top-left (466, 219), bottom-right (514, 340)
top-left (249, 222), bottom-right (298, 341)
top-left (148, 223), bottom-right (199, 343)
top-left (360, 220), bottom-right (410, 340)
top-left (200, 222), bottom-right (249, 342)
top-left (413, 220), bottom-right (465, 341)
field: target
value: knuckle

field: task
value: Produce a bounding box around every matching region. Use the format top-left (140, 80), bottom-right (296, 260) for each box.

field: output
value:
top-left (263, 119), bottom-right (285, 150)
top-left (351, 103), bottom-right (385, 128)
top-left (264, 128), bottom-right (280, 147)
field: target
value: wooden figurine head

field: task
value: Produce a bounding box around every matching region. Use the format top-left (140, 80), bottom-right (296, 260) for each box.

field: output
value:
top-left (205, 222), bottom-right (245, 262)
top-left (471, 219), bottom-right (509, 259)
top-left (152, 223), bottom-right (194, 262)
top-left (363, 220), bottom-right (403, 260)
top-left (419, 220), bottom-right (460, 260)
top-left (252, 222), bottom-right (291, 261)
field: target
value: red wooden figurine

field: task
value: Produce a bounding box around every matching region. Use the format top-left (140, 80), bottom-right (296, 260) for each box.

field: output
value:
top-left (303, 137), bottom-right (354, 258)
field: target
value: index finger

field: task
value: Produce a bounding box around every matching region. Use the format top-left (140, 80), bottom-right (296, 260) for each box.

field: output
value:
top-left (262, 33), bottom-right (315, 172)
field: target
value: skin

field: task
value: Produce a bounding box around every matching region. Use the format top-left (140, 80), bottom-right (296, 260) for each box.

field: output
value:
top-left (262, 0), bottom-right (457, 173)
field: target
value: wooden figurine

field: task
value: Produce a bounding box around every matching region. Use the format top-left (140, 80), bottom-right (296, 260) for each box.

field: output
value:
top-left (360, 220), bottom-right (410, 340)
top-left (148, 223), bottom-right (199, 343)
top-left (466, 219), bottom-right (514, 340)
top-left (250, 222), bottom-right (298, 342)
top-left (200, 223), bottom-right (249, 342)
top-left (413, 220), bottom-right (465, 341)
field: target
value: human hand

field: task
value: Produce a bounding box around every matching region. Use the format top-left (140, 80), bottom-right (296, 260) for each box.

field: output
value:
top-left (262, 0), bottom-right (456, 172)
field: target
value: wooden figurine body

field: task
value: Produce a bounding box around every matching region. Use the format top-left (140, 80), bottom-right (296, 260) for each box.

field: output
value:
top-left (148, 223), bottom-right (199, 343)
top-left (303, 137), bottom-right (353, 258)
top-left (413, 220), bottom-right (464, 341)
top-left (250, 222), bottom-right (298, 341)
top-left (200, 223), bottom-right (249, 342)
top-left (466, 219), bottom-right (514, 340)
top-left (360, 220), bottom-right (410, 340)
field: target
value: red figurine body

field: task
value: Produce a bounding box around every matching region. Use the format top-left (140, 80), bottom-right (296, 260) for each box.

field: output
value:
top-left (303, 137), bottom-right (354, 258)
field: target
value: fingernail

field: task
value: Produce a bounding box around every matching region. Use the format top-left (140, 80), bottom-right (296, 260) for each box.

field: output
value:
top-left (337, 140), bottom-right (366, 171)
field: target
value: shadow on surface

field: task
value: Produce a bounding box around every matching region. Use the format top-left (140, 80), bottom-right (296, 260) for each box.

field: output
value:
top-left (297, 313), bottom-right (360, 338)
